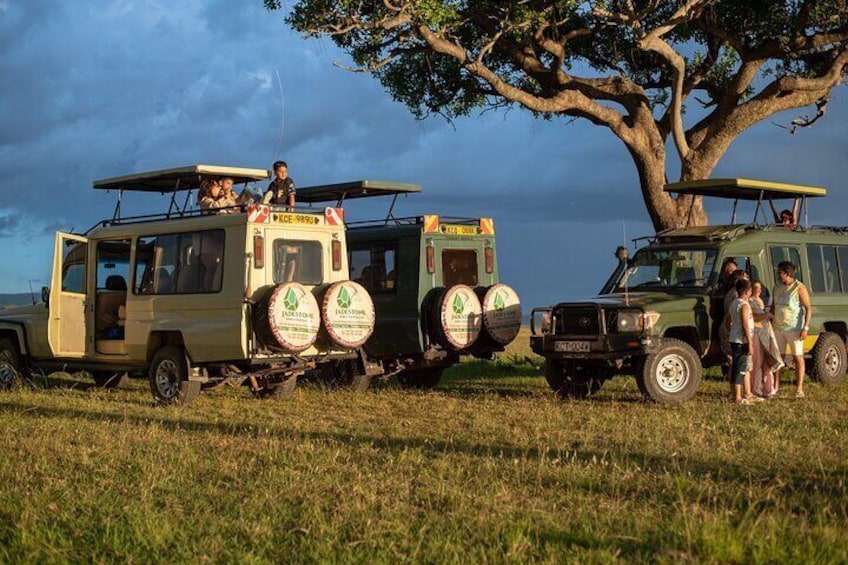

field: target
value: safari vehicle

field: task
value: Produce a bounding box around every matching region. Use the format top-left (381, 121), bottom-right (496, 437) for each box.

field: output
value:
top-left (297, 181), bottom-right (522, 388)
top-left (531, 178), bottom-right (848, 404)
top-left (0, 165), bottom-right (376, 404)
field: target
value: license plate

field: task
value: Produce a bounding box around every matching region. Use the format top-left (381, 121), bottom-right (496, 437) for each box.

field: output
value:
top-left (554, 341), bottom-right (592, 353)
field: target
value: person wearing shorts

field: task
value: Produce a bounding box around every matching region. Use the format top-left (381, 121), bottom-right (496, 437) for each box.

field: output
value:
top-left (771, 261), bottom-right (812, 397)
top-left (729, 278), bottom-right (757, 404)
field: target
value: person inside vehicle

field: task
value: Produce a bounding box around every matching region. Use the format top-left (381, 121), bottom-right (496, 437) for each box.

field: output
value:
top-left (262, 160), bottom-right (296, 208)
top-left (219, 177), bottom-right (238, 213)
top-left (199, 178), bottom-right (226, 214)
top-left (769, 199), bottom-right (800, 229)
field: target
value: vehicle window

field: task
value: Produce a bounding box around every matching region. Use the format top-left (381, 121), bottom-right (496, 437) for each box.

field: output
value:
top-left (96, 240), bottom-right (131, 291)
top-left (443, 249), bottom-right (478, 287)
top-left (839, 247), bottom-right (848, 294)
top-left (134, 230), bottom-right (225, 294)
top-left (808, 245), bottom-right (840, 293)
top-left (273, 239), bottom-right (322, 285)
top-left (61, 240), bottom-right (87, 294)
top-left (620, 248), bottom-right (717, 289)
top-left (349, 249), bottom-right (370, 282)
top-left (769, 246), bottom-right (803, 283)
top-left (349, 245), bottom-right (397, 294)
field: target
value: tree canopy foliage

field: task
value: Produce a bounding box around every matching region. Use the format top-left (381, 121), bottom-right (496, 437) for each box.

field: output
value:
top-left (268, 0), bottom-right (848, 229)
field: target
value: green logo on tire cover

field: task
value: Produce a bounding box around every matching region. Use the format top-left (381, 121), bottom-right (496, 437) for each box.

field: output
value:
top-left (283, 287), bottom-right (299, 311)
top-left (493, 291), bottom-right (506, 311)
top-left (452, 293), bottom-right (466, 315)
top-left (337, 285), bottom-right (352, 309)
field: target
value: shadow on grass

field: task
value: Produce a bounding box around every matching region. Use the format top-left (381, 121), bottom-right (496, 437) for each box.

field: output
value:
top-left (3, 398), bottom-right (841, 497)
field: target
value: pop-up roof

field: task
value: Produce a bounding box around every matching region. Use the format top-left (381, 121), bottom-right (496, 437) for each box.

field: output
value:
top-left (664, 178), bottom-right (826, 200)
top-left (664, 178), bottom-right (827, 228)
top-left (93, 164), bottom-right (269, 192)
top-left (297, 180), bottom-right (421, 204)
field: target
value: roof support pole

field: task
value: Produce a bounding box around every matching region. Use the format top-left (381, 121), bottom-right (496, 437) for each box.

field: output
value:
top-left (385, 194), bottom-right (399, 226)
top-left (111, 189), bottom-right (124, 221)
top-left (685, 195), bottom-right (696, 228)
top-left (731, 198), bottom-right (739, 225)
top-left (753, 190), bottom-right (764, 225)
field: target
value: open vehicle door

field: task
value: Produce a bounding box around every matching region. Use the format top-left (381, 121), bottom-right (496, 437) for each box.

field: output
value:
top-left (48, 232), bottom-right (90, 358)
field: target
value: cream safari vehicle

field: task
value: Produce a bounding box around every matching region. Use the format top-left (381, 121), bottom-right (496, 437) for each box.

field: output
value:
top-left (0, 165), bottom-right (376, 404)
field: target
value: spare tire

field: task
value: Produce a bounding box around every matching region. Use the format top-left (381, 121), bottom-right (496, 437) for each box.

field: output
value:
top-left (319, 281), bottom-right (376, 349)
top-left (477, 283), bottom-right (522, 347)
top-left (428, 284), bottom-right (483, 351)
top-left (254, 282), bottom-right (321, 353)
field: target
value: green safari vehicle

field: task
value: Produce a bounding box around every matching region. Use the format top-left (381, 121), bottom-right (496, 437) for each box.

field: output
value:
top-left (531, 178), bottom-right (848, 404)
top-left (298, 181), bottom-right (523, 388)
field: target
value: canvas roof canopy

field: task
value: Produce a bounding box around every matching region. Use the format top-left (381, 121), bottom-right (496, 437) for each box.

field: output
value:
top-left (664, 178), bottom-right (827, 200)
top-left (296, 180), bottom-right (421, 204)
top-left (93, 165), bottom-right (270, 192)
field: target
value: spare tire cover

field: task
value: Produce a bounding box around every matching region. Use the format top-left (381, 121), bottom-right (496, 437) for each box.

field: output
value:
top-left (321, 281), bottom-right (376, 349)
top-left (267, 282), bottom-right (321, 352)
top-left (480, 283), bottom-right (522, 346)
top-left (437, 284), bottom-right (483, 350)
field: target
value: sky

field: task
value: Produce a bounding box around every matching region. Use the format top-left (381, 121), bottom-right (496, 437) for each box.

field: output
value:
top-left (1, 0), bottom-right (847, 306)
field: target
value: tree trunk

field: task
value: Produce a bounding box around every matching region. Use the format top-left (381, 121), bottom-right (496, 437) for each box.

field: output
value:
top-left (627, 144), bottom-right (708, 232)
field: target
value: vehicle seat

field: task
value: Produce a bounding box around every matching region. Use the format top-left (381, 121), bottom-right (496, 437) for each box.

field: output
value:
top-left (96, 275), bottom-right (127, 338)
top-left (153, 268), bottom-right (174, 294)
top-left (175, 254), bottom-right (204, 293)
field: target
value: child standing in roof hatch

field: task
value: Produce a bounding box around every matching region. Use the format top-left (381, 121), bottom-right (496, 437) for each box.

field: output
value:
top-left (262, 160), bottom-right (296, 208)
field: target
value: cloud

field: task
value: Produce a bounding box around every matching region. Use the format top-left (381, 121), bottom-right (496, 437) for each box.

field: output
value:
top-left (0, 0), bottom-right (846, 304)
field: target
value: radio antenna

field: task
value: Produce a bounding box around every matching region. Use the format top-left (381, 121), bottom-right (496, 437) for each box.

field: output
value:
top-left (272, 68), bottom-right (286, 162)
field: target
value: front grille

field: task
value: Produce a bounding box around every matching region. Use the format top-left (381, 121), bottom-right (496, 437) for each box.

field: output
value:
top-left (554, 307), bottom-right (601, 336)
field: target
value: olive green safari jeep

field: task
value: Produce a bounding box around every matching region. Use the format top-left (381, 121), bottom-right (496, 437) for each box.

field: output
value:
top-left (531, 179), bottom-right (848, 404)
top-left (297, 181), bottom-right (522, 388)
top-left (0, 165), bottom-right (376, 404)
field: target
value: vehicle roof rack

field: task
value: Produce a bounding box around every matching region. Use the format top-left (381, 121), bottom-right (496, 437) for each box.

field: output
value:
top-left (92, 164), bottom-right (269, 221)
top-left (664, 178), bottom-right (827, 228)
top-left (297, 180), bottom-right (422, 224)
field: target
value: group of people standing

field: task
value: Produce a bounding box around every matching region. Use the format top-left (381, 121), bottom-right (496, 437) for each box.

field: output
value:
top-left (721, 258), bottom-right (812, 405)
top-left (198, 160), bottom-right (297, 214)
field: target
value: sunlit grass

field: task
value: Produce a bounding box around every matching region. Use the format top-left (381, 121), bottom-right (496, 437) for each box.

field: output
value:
top-left (0, 329), bottom-right (846, 563)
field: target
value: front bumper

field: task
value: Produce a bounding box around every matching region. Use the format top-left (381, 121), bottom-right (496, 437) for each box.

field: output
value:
top-left (530, 333), bottom-right (661, 360)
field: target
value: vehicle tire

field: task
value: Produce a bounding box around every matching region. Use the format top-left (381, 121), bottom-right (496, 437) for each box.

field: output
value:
top-left (259, 375), bottom-right (298, 398)
top-left (320, 360), bottom-right (371, 392)
top-left (0, 337), bottom-right (26, 390)
top-left (637, 338), bottom-right (702, 404)
top-left (810, 331), bottom-right (847, 385)
top-left (396, 368), bottom-right (444, 389)
top-left (476, 284), bottom-right (522, 347)
top-left (254, 282), bottom-right (321, 353)
top-left (426, 285), bottom-right (483, 351)
top-left (91, 371), bottom-right (129, 389)
top-left (148, 346), bottom-right (201, 405)
top-left (318, 281), bottom-right (376, 349)
top-left (544, 359), bottom-right (603, 399)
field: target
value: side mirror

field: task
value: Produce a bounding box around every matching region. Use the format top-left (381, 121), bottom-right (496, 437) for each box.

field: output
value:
top-left (41, 286), bottom-right (49, 305)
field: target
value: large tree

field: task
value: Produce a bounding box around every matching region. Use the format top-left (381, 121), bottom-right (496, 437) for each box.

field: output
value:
top-left (267, 0), bottom-right (848, 229)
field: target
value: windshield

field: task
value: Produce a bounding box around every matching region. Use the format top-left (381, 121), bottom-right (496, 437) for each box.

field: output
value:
top-left (617, 247), bottom-right (717, 290)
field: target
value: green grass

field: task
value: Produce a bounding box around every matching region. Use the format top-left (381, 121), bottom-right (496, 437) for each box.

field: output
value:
top-left (1, 332), bottom-right (847, 563)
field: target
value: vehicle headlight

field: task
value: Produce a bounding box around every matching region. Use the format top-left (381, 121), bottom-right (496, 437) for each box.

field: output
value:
top-left (617, 310), bottom-right (661, 333)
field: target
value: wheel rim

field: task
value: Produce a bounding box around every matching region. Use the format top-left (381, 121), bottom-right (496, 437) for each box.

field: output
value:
top-left (655, 353), bottom-right (689, 393)
top-left (0, 362), bottom-right (15, 387)
top-left (154, 359), bottom-right (180, 399)
top-left (825, 345), bottom-right (842, 376)
top-left (0, 351), bottom-right (17, 388)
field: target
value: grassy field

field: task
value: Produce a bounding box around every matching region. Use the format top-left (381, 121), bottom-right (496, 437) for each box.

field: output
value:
top-left (1, 330), bottom-right (847, 563)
